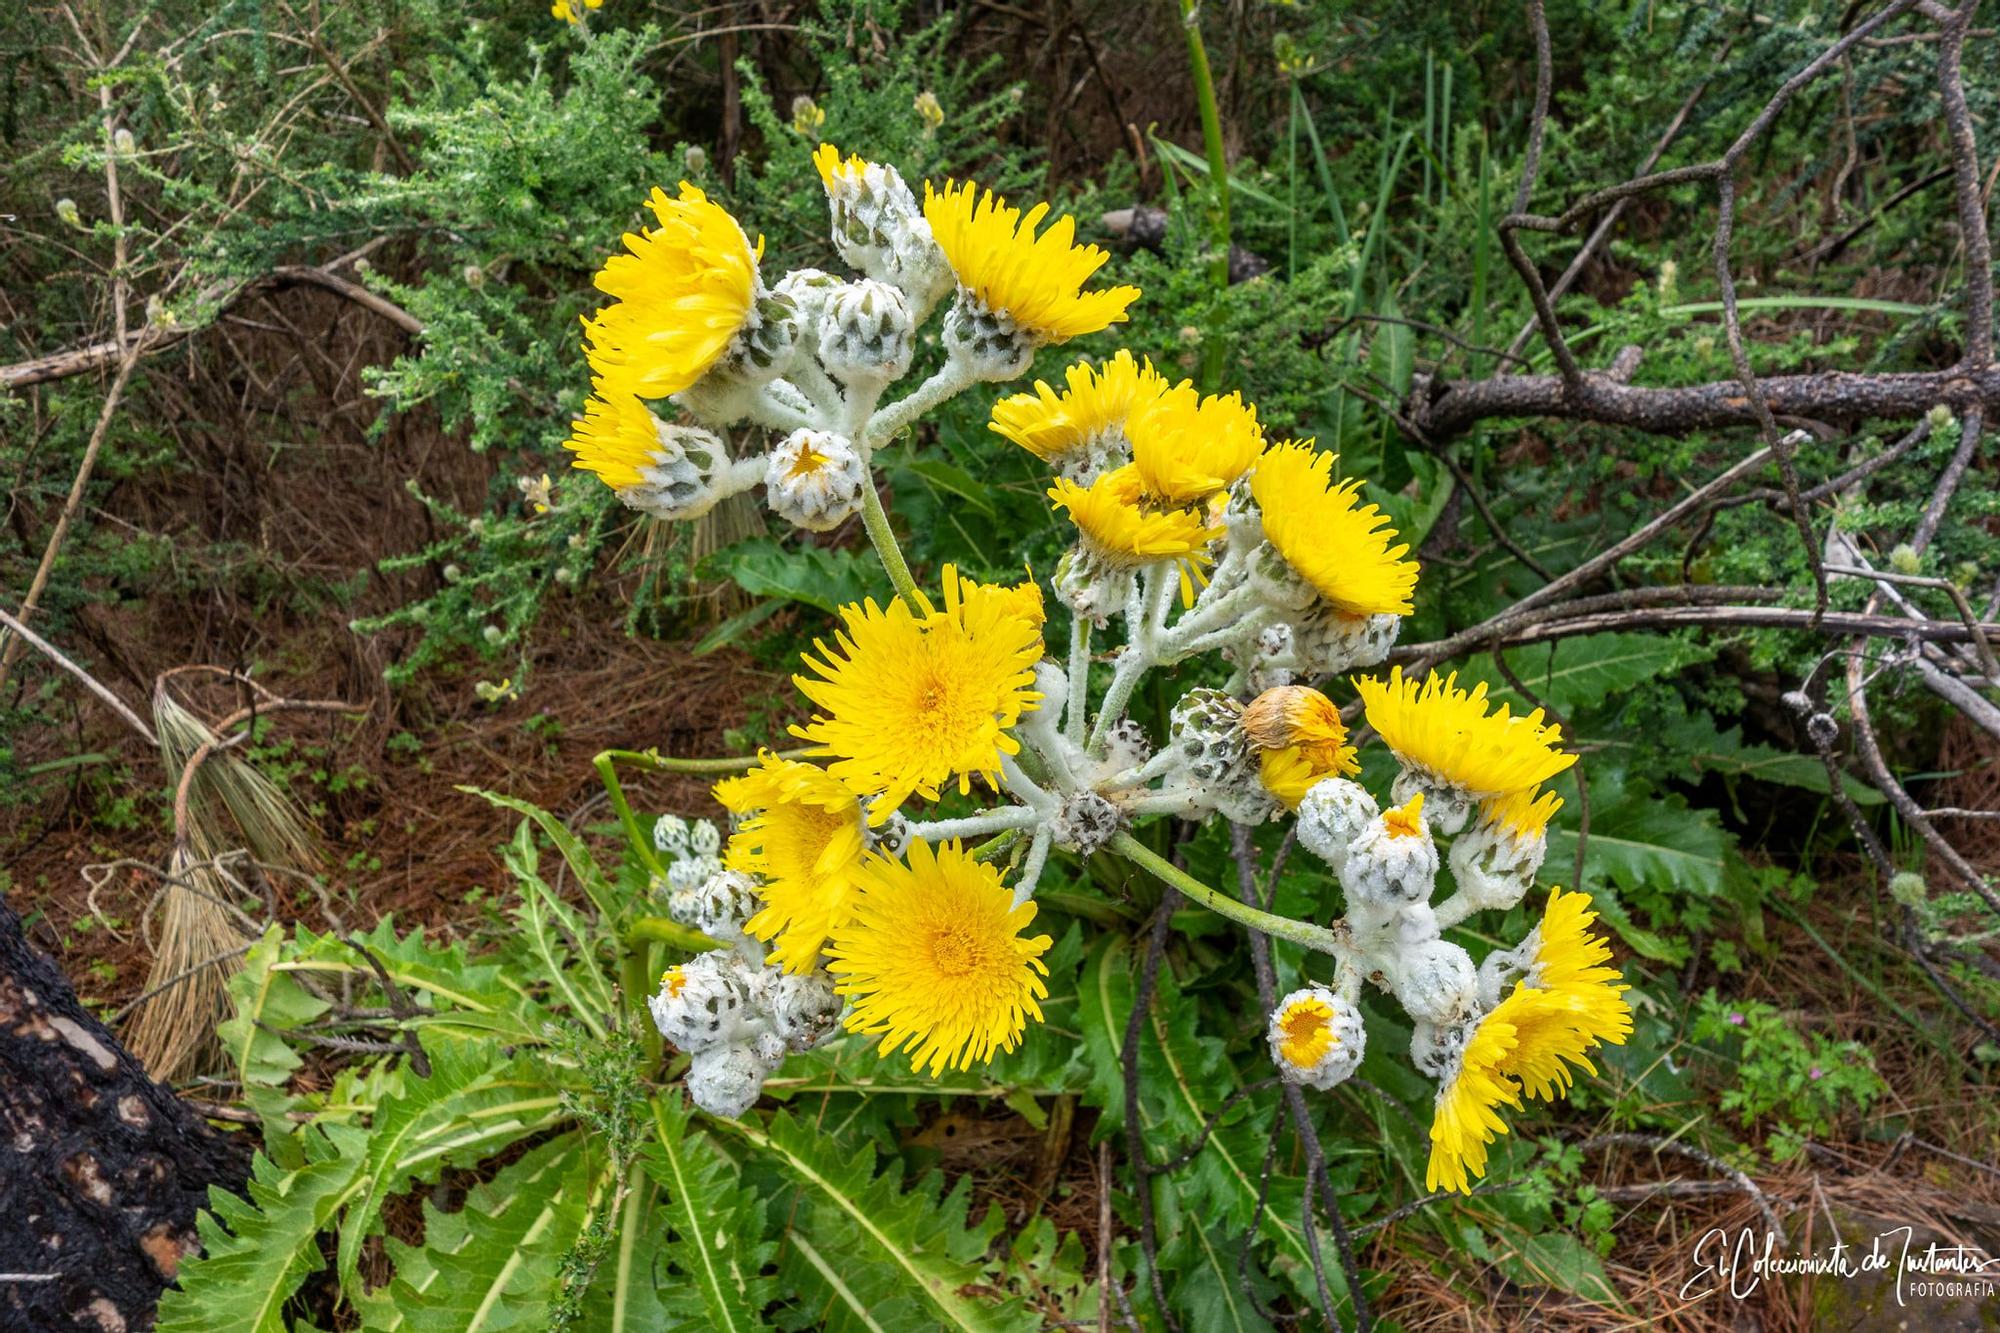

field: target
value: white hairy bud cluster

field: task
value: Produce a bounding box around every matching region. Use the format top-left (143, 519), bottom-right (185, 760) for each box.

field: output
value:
top-left (652, 944), bottom-right (845, 1118)
top-left (614, 420), bottom-right (734, 522)
top-left (820, 157), bottom-right (952, 313)
top-left (1295, 778), bottom-right (1379, 876)
top-left (1267, 987), bottom-right (1366, 1091)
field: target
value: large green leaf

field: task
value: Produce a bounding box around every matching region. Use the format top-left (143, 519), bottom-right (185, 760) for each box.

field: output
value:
top-left (639, 1094), bottom-right (779, 1330)
top-left (707, 537), bottom-right (886, 615)
top-left (729, 1110), bottom-right (1037, 1332)
top-left (370, 1137), bottom-right (592, 1332)
top-left (156, 1125), bottom-right (369, 1333)
top-left (1460, 632), bottom-right (1713, 714)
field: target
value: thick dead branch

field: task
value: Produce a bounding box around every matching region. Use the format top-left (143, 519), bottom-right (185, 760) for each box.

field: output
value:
top-left (1409, 365), bottom-right (2000, 440)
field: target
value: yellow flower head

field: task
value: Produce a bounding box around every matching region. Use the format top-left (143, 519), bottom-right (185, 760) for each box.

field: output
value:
top-left (582, 183), bottom-right (761, 400)
top-left (715, 755), bottom-right (868, 973)
top-left (1127, 381), bottom-right (1265, 507)
top-left (660, 965), bottom-right (687, 997)
top-left (1481, 786), bottom-right (1565, 840)
top-left (791, 567), bottom-right (1044, 822)
top-left (551, 0), bottom-right (601, 23)
top-left (1426, 995), bottom-right (1526, 1194)
top-left (826, 839), bottom-right (1053, 1076)
top-left (1428, 890), bottom-right (1629, 1192)
top-left (564, 382), bottom-right (665, 493)
top-left (922, 180), bottom-right (1139, 341)
top-left (1273, 992), bottom-right (1342, 1071)
top-left (1522, 887), bottom-right (1632, 1058)
top-left (1050, 465), bottom-right (1221, 571)
top-left (1355, 667), bottom-right (1576, 798)
top-left (990, 350), bottom-right (1169, 466)
top-left (1250, 442), bottom-right (1419, 617)
top-left (1240, 686), bottom-right (1353, 771)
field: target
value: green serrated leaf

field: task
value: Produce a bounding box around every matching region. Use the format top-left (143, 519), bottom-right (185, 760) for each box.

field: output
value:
top-left (1462, 632), bottom-right (1714, 713)
top-left (640, 1094), bottom-right (779, 1330)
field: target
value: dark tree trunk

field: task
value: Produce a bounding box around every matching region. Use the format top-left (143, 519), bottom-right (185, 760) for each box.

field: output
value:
top-left (0, 894), bottom-right (247, 1332)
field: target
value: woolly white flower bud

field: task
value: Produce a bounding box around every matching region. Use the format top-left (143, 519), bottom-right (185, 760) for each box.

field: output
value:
top-left (688, 819), bottom-right (721, 857)
top-left (1100, 718), bottom-right (1153, 774)
top-left (1388, 768), bottom-right (1476, 837)
top-left (718, 288), bottom-right (805, 387)
top-left (765, 429), bottom-right (867, 531)
top-left (770, 969), bottom-right (843, 1052)
top-left (1267, 987), bottom-right (1366, 1091)
top-left (1296, 778), bottom-right (1379, 876)
top-left (654, 814), bottom-right (694, 857)
top-left (1391, 939), bottom-right (1479, 1024)
top-left (1410, 1019), bottom-right (1467, 1079)
top-left (820, 157), bottom-right (952, 311)
top-left (1249, 544), bottom-right (1318, 611)
top-left (620, 421), bottom-right (733, 522)
top-left (1292, 609), bottom-right (1400, 674)
top-left (1053, 789), bottom-right (1123, 855)
top-left (650, 952), bottom-right (755, 1053)
top-left (1338, 795), bottom-right (1439, 919)
top-left (1447, 818), bottom-right (1547, 914)
top-left (665, 853), bottom-right (722, 897)
top-left (685, 1043), bottom-right (772, 1118)
top-left (689, 869), bottom-right (762, 943)
top-left (942, 294), bottom-right (1035, 381)
top-left (817, 279), bottom-right (915, 384)
top-left (1476, 938), bottom-right (1533, 1009)
top-left (1053, 547), bottom-right (1135, 628)
top-left (1237, 622), bottom-right (1296, 692)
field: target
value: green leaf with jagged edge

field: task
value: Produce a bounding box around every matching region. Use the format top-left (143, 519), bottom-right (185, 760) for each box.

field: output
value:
top-left (331, 1038), bottom-right (572, 1300)
top-left (1459, 631), bottom-right (1715, 714)
top-left (730, 1110), bottom-right (1038, 1332)
top-left (465, 786), bottom-right (629, 926)
top-left (155, 1124), bottom-right (369, 1333)
top-left (635, 1093), bottom-right (779, 1330)
top-left (1654, 708), bottom-right (1886, 806)
top-left (364, 1136), bottom-right (593, 1332)
top-left (1544, 773), bottom-right (1732, 962)
top-left (577, 1167), bottom-right (688, 1332)
top-left (219, 924), bottom-right (333, 1090)
top-left (280, 914), bottom-right (545, 1046)
top-left (494, 817), bottom-right (616, 1039)
top-left (705, 535), bottom-right (888, 615)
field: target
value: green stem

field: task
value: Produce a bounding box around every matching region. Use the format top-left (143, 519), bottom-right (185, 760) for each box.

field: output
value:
top-left (1177, 0), bottom-right (1232, 392)
top-left (626, 915), bottom-right (725, 953)
top-left (1109, 831), bottom-right (1346, 956)
top-left (859, 474), bottom-right (921, 605)
top-left (596, 751), bottom-right (665, 880)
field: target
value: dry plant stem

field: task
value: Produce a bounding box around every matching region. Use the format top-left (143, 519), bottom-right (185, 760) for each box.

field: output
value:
top-left (1230, 824), bottom-right (1368, 1332)
top-left (1120, 891), bottom-right (1180, 1331)
top-left (171, 697), bottom-right (365, 852)
top-left (1938, 1), bottom-right (1995, 368)
top-left (1576, 1133), bottom-right (1787, 1244)
top-left (0, 608), bottom-right (155, 742)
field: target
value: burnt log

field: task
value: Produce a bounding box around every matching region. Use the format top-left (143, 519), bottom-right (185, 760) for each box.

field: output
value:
top-left (0, 894), bottom-right (247, 1332)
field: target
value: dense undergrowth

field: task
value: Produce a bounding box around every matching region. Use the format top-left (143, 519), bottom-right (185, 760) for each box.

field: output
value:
top-left (4, 1), bottom-right (2000, 1329)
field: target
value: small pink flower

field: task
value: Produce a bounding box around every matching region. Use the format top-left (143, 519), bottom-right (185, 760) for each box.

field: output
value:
top-left (1727, 1012), bottom-right (1745, 1026)
top-left (1809, 1066), bottom-right (1825, 1081)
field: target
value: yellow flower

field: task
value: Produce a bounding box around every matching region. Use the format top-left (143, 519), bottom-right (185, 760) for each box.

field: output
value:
top-left (812, 143), bottom-right (868, 193)
top-left (660, 965), bottom-right (687, 997)
top-left (913, 90), bottom-right (945, 134)
top-left (1273, 991), bottom-right (1341, 1070)
top-left (1521, 887), bottom-right (1632, 1060)
top-left (922, 180), bottom-right (1139, 341)
top-left (1356, 667), bottom-right (1575, 798)
top-left (1427, 994), bottom-right (1526, 1194)
top-left (791, 567), bottom-right (1044, 822)
top-left (1382, 791), bottom-right (1427, 839)
top-left (1127, 381), bottom-right (1264, 507)
top-left (826, 839), bottom-right (1053, 1075)
top-left (1427, 890), bottom-right (1629, 1192)
top-left (989, 350), bottom-right (1168, 466)
top-left (1243, 684), bottom-right (1360, 808)
top-left (551, 0), bottom-right (601, 23)
top-left (582, 183), bottom-right (761, 400)
top-left (716, 755), bottom-right (869, 973)
top-left (1481, 786), bottom-right (1565, 840)
top-left (1050, 465), bottom-right (1221, 571)
top-left (1250, 442), bottom-right (1418, 617)
top-left (565, 384), bottom-right (663, 492)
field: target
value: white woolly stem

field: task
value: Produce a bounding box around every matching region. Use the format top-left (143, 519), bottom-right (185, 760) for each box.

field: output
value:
top-left (998, 751), bottom-right (1060, 812)
top-left (864, 359), bottom-right (978, 447)
top-left (1167, 605), bottom-right (1282, 663)
top-left (788, 357), bottom-right (846, 421)
top-left (712, 456), bottom-right (770, 502)
top-left (1122, 784), bottom-right (1206, 818)
top-left (1101, 746), bottom-right (1180, 792)
top-left (1064, 615), bottom-right (1091, 746)
top-left (1009, 827), bottom-right (1055, 907)
top-left (1431, 890), bottom-right (1478, 931)
top-left (905, 806), bottom-right (1042, 842)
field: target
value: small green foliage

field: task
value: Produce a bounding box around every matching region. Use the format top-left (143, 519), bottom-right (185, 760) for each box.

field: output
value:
top-left (1691, 991), bottom-right (1888, 1155)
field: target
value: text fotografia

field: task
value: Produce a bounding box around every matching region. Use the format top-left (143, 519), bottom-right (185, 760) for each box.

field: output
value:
top-left (1681, 1225), bottom-right (1999, 1305)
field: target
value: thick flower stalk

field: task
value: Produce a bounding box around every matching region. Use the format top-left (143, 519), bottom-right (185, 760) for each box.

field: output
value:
top-left (571, 147), bottom-right (1628, 1196)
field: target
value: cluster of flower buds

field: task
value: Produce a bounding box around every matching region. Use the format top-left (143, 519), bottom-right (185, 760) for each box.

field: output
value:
top-left (646, 816), bottom-right (843, 1115)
